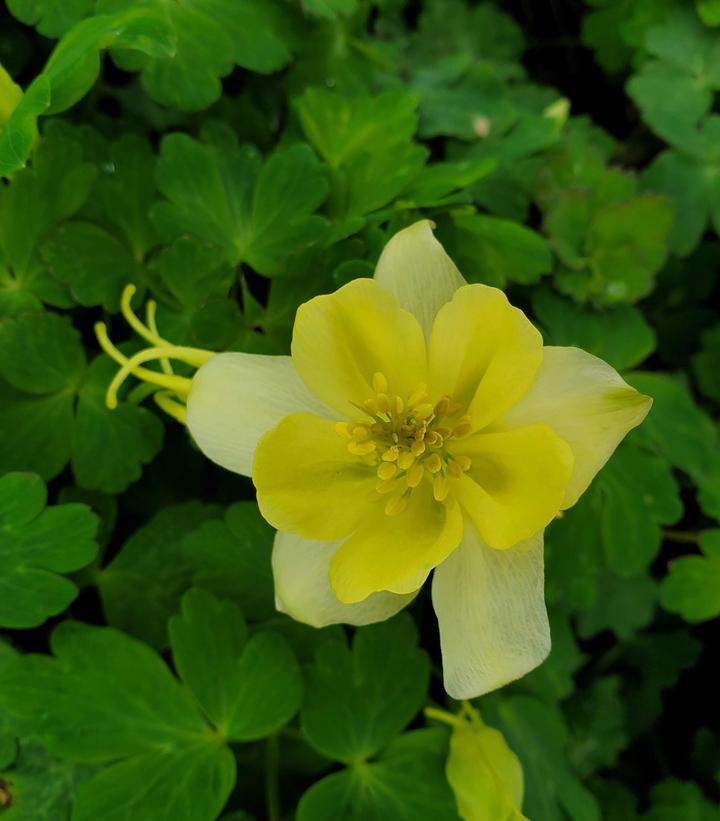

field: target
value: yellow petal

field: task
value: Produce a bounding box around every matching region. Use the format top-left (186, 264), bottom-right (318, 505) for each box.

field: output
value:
top-left (428, 284), bottom-right (543, 430)
top-left (444, 705), bottom-right (527, 821)
top-left (373, 220), bottom-right (467, 340)
top-left (291, 278), bottom-right (427, 416)
top-left (253, 412), bottom-right (377, 541)
top-left (186, 352), bottom-right (333, 478)
top-left (272, 530), bottom-right (417, 628)
top-left (496, 346), bottom-right (652, 508)
top-left (432, 528), bottom-right (549, 698)
top-left (452, 425), bottom-right (573, 549)
top-left (329, 482), bottom-right (464, 603)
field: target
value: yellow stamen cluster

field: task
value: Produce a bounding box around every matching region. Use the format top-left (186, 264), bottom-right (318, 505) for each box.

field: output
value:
top-left (95, 284), bottom-right (213, 422)
top-left (336, 372), bottom-right (473, 516)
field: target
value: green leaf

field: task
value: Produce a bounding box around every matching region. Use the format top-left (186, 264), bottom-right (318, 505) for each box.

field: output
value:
top-left (0, 76), bottom-right (50, 179)
top-left (41, 221), bottom-right (142, 310)
top-left (490, 695), bottom-right (600, 821)
top-left (0, 312), bottom-right (85, 479)
top-left (568, 677), bottom-right (628, 778)
top-left (0, 741), bottom-right (95, 821)
top-left (531, 288), bottom-right (656, 370)
top-left (597, 444), bottom-right (682, 576)
top-left (698, 0), bottom-right (720, 25)
top-left (0, 472), bottom-right (98, 628)
top-left (627, 372), bottom-right (718, 485)
top-left (296, 729), bottom-right (459, 821)
top-left (7, 0), bottom-right (94, 38)
top-left (97, 0), bottom-right (292, 110)
top-left (295, 88), bottom-right (427, 226)
top-left (660, 530), bottom-right (720, 622)
top-left (0, 121), bottom-right (96, 284)
top-left (80, 132), bottom-right (158, 261)
top-left (519, 612), bottom-right (585, 703)
top-left (301, 614), bottom-right (430, 763)
top-left (0, 311), bottom-right (84, 394)
top-left (0, 622), bottom-right (235, 821)
top-left (692, 322), bottom-right (720, 401)
top-left (72, 355), bottom-right (164, 494)
top-left (448, 211), bottom-right (552, 287)
top-left (644, 779), bottom-right (720, 821)
top-left (169, 589), bottom-right (302, 740)
top-left (576, 571), bottom-right (657, 640)
top-left (152, 134), bottom-right (329, 274)
top-left (98, 502), bottom-right (222, 648)
top-left (183, 502), bottom-right (275, 621)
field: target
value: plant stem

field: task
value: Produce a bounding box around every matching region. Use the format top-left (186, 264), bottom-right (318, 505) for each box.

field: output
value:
top-left (265, 734), bottom-right (281, 821)
top-left (662, 529), bottom-right (700, 544)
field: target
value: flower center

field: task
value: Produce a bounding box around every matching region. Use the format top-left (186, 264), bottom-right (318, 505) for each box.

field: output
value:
top-left (336, 371), bottom-right (473, 516)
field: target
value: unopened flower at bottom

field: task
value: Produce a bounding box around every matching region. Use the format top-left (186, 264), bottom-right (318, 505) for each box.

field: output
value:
top-left (97, 221), bottom-right (651, 699)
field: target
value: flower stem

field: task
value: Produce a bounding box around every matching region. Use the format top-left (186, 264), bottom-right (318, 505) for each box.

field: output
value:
top-left (265, 734), bottom-right (281, 821)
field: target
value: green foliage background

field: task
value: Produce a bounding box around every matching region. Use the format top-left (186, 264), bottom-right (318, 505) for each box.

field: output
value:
top-left (1, 0), bottom-right (719, 818)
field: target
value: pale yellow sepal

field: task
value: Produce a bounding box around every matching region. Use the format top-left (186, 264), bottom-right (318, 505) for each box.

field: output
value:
top-left (428, 703), bottom-right (528, 821)
top-left (0, 62), bottom-right (22, 129)
top-left (373, 220), bottom-right (466, 339)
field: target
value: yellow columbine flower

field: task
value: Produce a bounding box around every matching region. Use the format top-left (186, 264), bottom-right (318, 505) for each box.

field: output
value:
top-left (97, 221), bottom-right (651, 698)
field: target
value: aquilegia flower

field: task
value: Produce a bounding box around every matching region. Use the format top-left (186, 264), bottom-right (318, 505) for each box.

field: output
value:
top-left (98, 221), bottom-right (651, 698)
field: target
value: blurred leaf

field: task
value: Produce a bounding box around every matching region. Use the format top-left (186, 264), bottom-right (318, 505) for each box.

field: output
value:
top-left (169, 589), bottom-right (301, 740)
top-left (627, 372), bottom-right (718, 485)
top-left (301, 614), bottom-right (429, 763)
top-left (520, 612), bottom-right (585, 703)
top-left (660, 530), bottom-right (720, 622)
top-left (643, 779), bottom-right (720, 821)
top-left (297, 729), bottom-right (459, 821)
top-left (692, 322), bottom-right (720, 401)
top-left (0, 472), bottom-right (97, 628)
top-left (449, 211), bottom-right (552, 287)
top-left (532, 288), bottom-right (656, 370)
top-left (7, 0), bottom-right (95, 38)
top-left (98, 502), bottom-right (221, 648)
top-left (577, 571), bottom-right (657, 640)
top-left (97, 0), bottom-right (292, 110)
top-left (597, 444), bottom-right (682, 577)
top-left (568, 677), bottom-right (628, 778)
top-left (295, 87), bottom-right (427, 228)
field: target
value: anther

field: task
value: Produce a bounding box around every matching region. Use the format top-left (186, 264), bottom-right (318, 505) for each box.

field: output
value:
top-left (414, 403), bottom-right (434, 420)
top-left (381, 446), bottom-right (400, 462)
top-left (377, 462), bottom-right (398, 481)
top-left (348, 440), bottom-right (376, 456)
top-left (410, 440), bottom-right (426, 457)
top-left (433, 474), bottom-right (450, 502)
top-left (446, 460), bottom-right (463, 479)
top-left (397, 451), bottom-right (415, 471)
top-left (453, 416), bottom-right (473, 438)
top-left (376, 393), bottom-right (390, 414)
top-left (426, 453), bottom-right (442, 474)
top-left (455, 453), bottom-right (472, 472)
top-left (394, 395), bottom-right (405, 414)
top-left (372, 372), bottom-right (388, 394)
top-left (434, 396), bottom-right (451, 418)
top-left (335, 422), bottom-right (352, 438)
top-left (434, 426), bottom-right (452, 440)
top-left (406, 463), bottom-right (425, 487)
top-left (408, 386), bottom-right (428, 407)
